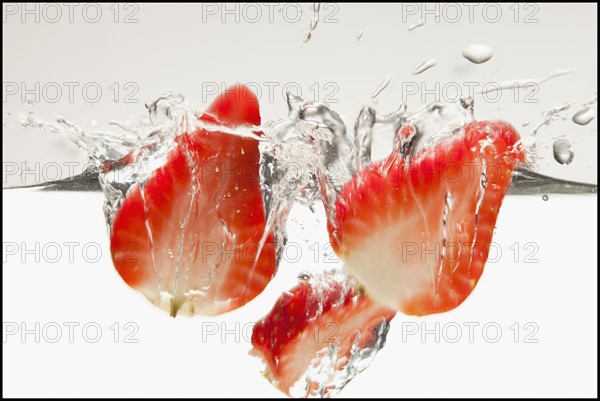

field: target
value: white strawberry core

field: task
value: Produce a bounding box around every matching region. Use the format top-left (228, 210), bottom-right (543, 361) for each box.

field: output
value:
top-left (344, 221), bottom-right (441, 311)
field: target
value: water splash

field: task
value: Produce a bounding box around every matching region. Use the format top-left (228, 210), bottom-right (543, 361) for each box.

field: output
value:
top-left (479, 68), bottom-right (575, 95)
top-left (7, 89), bottom-right (597, 392)
top-left (11, 93), bottom-right (596, 200)
top-left (531, 102), bottom-right (571, 136)
top-left (402, 100), bottom-right (474, 156)
top-left (20, 114), bottom-right (138, 162)
top-left (314, 98), bottom-right (478, 243)
top-left (354, 107), bottom-right (376, 170)
top-left (278, 270), bottom-right (393, 398)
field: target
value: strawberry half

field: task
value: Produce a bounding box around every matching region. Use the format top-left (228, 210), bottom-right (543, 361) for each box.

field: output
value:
top-left (251, 271), bottom-right (396, 397)
top-left (110, 85), bottom-right (276, 316)
top-left (330, 121), bottom-right (525, 316)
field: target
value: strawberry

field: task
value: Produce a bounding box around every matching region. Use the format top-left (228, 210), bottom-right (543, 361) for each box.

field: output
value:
top-left (110, 85), bottom-right (276, 316)
top-left (330, 121), bottom-right (525, 316)
top-left (251, 271), bottom-right (396, 397)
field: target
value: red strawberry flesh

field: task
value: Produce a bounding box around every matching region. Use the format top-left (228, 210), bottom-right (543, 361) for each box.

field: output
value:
top-left (110, 85), bottom-right (276, 316)
top-left (330, 120), bottom-right (525, 316)
top-left (251, 272), bottom-right (396, 396)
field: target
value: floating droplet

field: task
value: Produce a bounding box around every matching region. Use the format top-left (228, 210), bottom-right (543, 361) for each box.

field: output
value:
top-left (412, 58), bottom-right (437, 75)
top-left (572, 107), bottom-right (596, 125)
top-left (371, 75), bottom-right (391, 99)
top-left (542, 194), bottom-right (549, 201)
top-left (356, 30), bottom-right (363, 42)
top-left (553, 139), bottom-right (574, 165)
top-left (303, 32), bottom-right (312, 43)
top-left (408, 18), bottom-right (425, 31)
top-left (462, 44), bottom-right (493, 64)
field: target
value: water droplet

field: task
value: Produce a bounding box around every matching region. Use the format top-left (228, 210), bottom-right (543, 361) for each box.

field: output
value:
top-left (462, 44), bottom-right (493, 64)
top-left (241, 147), bottom-right (245, 155)
top-left (532, 102), bottom-right (571, 136)
top-left (215, 166), bottom-right (219, 172)
top-left (522, 122), bottom-right (530, 127)
top-left (553, 139), bottom-right (574, 165)
top-left (303, 31), bottom-right (312, 43)
top-left (310, 16), bottom-right (319, 31)
top-left (371, 75), bottom-right (391, 100)
top-left (412, 58), bottom-right (437, 75)
top-left (542, 194), bottom-right (549, 201)
top-left (572, 107), bottom-right (596, 125)
top-left (234, 185), bottom-right (239, 190)
top-left (356, 30), bottom-right (363, 42)
top-left (408, 18), bottom-right (425, 31)
top-left (227, 192), bottom-right (231, 197)
top-left (236, 209), bottom-right (240, 214)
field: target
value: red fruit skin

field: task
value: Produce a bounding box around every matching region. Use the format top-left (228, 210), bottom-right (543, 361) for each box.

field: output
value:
top-left (110, 85), bottom-right (276, 316)
top-left (330, 121), bottom-right (525, 316)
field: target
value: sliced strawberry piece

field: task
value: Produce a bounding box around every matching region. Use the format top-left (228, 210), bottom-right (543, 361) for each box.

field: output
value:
top-left (201, 84), bottom-right (261, 127)
top-left (110, 85), bottom-right (276, 316)
top-left (330, 121), bottom-right (525, 316)
top-left (251, 272), bottom-right (396, 397)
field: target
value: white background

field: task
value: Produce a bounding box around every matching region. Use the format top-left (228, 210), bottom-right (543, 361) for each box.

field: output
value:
top-left (3, 3), bottom-right (598, 398)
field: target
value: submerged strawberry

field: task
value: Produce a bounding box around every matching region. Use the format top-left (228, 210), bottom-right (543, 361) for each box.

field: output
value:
top-left (330, 121), bottom-right (525, 316)
top-left (110, 85), bottom-right (276, 316)
top-left (251, 271), bottom-right (396, 397)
